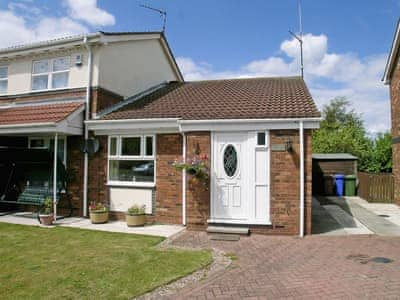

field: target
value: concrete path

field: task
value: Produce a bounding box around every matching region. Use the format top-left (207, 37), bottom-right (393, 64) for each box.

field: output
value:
top-left (312, 197), bottom-right (347, 235)
top-left (348, 196), bottom-right (400, 227)
top-left (323, 205), bottom-right (372, 235)
top-left (0, 213), bottom-right (185, 238)
top-left (327, 196), bottom-right (400, 236)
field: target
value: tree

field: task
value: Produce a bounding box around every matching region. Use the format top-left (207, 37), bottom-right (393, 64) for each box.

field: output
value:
top-left (370, 133), bottom-right (392, 173)
top-left (312, 97), bottom-right (392, 173)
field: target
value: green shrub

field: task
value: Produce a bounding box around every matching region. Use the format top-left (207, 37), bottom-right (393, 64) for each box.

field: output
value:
top-left (127, 204), bottom-right (146, 215)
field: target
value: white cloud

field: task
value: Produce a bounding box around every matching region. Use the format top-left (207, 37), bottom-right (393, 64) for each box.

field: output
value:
top-left (176, 33), bottom-right (390, 134)
top-left (0, 9), bottom-right (89, 49)
top-left (0, 0), bottom-right (115, 49)
top-left (8, 2), bottom-right (41, 16)
top-left (65, 0), bottom-right (115, 26)
top-left (0, 10), bottom-right (35, 47)
top-left (35, 17), bottom-right (88, 41)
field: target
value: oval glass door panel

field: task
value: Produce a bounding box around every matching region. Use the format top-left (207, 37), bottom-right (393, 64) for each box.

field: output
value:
top-left (223, 144), bottom-right (238, 177)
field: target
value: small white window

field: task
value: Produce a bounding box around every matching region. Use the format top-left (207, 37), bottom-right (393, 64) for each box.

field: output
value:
top-left (257, 132), bottom-right (266, 146)
top-left (32, 57), bottom-right (70, 91)
top-left (108, 135), bottom-right (155, 185)
top-left (0, 66), bottom-right (8, 94)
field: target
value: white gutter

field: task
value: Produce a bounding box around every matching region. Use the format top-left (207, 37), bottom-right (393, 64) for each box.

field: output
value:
top-left (299, 120), bottom-right (305, 237)
top-left (178, 118), bottom-right (321, 132)
top-left (383, 18), bottom-right (400, 84)
top-left (178, 117), bottom-right (322, 124)
top-left (83, 36), bottom-right (93, 217)
top-left (0, 122), bottom-right (55, 128)
top-left (182, 132), bottom-right (187, 225)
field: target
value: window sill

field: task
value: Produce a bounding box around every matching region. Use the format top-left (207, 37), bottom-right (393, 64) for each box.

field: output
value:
top-left (106, 182), bottom-right (155, 188)
top-left (31, 87), bottom-right (69, 93)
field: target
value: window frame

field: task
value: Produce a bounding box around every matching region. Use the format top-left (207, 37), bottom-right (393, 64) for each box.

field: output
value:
top-left (255, 131), bottom-right (269, 150)
top-left (31, 56), bottom-right (70, 91)
top-left (0, 66), bottom-right (8, 94)
top-left (107, 135), bottom-right (156, 187)
top-left (28, 136), bottom-right (67, 167)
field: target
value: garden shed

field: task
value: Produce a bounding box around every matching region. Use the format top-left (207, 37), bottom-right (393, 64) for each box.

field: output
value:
top-left (312, 153), bottom-right (358, 195)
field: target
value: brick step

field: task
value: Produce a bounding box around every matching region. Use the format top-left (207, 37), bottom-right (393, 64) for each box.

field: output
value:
top-left (206, 225), bottom-right (249, 235)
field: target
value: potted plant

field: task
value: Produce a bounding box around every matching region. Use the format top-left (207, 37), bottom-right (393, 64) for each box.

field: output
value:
top-left (125, 204), bottom-right (146, 227)
top-left (39, 197), bottom-right (54, 226)
top-left (89, 202), bottom-right (109, 224)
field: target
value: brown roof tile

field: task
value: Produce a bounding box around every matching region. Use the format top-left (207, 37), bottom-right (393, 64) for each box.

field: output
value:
top-left (0, 101), bottom-right (84, 126)
top-left (103, 76), bottom-right (320, 120)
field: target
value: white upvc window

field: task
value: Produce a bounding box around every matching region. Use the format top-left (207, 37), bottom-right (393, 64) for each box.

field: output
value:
top-left (31, 57), bottom-right (70, 91)
top-left (108, 135), bottom-right (155, 187)
top-left (28, 136), bottom-right (67, 166)
top-left (0, 66), bottom-right (8, 94)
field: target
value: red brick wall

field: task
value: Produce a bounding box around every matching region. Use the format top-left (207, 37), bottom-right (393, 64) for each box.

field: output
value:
top-left (155, 134), bottom-right (183, 224)
top-left (87, 136), bottom-right (109, 209)
top-left (252, 130), bottom-right (312, 235)
top-left (91, 87), bottom-right (124, 115)
top-left (185, 132), bottom-right (211, 230)
top-left (390, 58), bottom-right (400, 205)
top-left (81, 129), bottom-right (312, 236)
top-left (65, 136), bottom-right (84, 216)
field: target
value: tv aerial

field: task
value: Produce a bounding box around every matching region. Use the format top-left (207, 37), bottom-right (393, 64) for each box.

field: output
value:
top-left (289, 0), bottom-right (304, 78)
top-left (140, 4), bottom-right (167, 32)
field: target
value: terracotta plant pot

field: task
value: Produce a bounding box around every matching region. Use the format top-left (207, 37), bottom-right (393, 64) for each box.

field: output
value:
top-left (126, 214), bottom-right (146, 227)
top-left (89, 211), bottom-right (109, 224)
top-left (39, 214), bottom-right (54, 226)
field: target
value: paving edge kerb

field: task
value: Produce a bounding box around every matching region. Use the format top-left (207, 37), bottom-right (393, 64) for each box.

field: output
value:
top-left (134, 230), bottom-right (232, 300)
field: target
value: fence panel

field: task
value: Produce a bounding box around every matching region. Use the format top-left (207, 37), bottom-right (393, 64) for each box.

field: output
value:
top-left (358, 172), bottom-right (394, 203)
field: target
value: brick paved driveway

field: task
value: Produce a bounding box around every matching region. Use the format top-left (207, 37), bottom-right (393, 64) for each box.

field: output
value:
top-left (168, 232), bottom-right (400, 299)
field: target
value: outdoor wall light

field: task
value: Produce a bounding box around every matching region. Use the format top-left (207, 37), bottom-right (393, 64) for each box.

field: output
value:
top-left (285, 138), bottom-right (293, 153)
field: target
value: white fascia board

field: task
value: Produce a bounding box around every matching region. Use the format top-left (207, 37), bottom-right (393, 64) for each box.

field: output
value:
top-left (0, 123), bottom-right (82, 135)
top-left (100, 33), bottom-right (161, 44)
top-left (178, 118), bottom-right (321, 132)
top-left (159, 37), bottom-right (184, 82)
top-left (0, 34), bottom-right (100, 60)
top-left (86, 118), bottom-right (180, 134)
top-left (86, 117), bottom-right (321, 134)
top-left (383, 19), bottom-right (400, 84)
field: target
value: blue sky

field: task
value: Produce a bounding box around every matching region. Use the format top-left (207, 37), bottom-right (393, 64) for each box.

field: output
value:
top-left (0, 0), bottom-right (398, 133)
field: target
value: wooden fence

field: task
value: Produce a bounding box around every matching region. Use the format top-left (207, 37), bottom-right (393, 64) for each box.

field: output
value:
top-left (358, 172), bottom-right (394, 203)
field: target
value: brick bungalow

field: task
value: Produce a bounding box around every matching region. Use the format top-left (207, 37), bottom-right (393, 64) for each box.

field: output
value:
top-left (87, 77), bottom-right (321, 235)
top-left (384, 18), bottom-right (400, 206)
top-left (0, 31), bottom-right (321, 236)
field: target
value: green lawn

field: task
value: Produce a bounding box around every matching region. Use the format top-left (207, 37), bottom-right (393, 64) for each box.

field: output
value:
top-left (0, 222), bottom-right (211, 299)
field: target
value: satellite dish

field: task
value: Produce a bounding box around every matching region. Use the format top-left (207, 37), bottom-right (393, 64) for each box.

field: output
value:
top-left (80, 138), bottom-right (100, 154)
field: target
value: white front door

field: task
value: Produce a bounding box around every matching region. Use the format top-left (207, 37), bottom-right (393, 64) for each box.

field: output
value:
top-left (212, 132), bottom-right (248, 220)
top-left (211, 131), bottom-right (270, 224)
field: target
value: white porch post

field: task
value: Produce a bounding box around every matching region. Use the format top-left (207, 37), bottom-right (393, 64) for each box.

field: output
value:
top-left (53, 133), bottom-right (58, 222)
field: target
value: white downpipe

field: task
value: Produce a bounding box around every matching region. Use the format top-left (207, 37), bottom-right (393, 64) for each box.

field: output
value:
top-left (83, 36), bottom-right (93, 217)
top-left (299, 120), bottom-right (305, 237)
top-left (182, 132), bottom-right (186, 225)
top-left (53, 133), bottom-right (58, 222)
